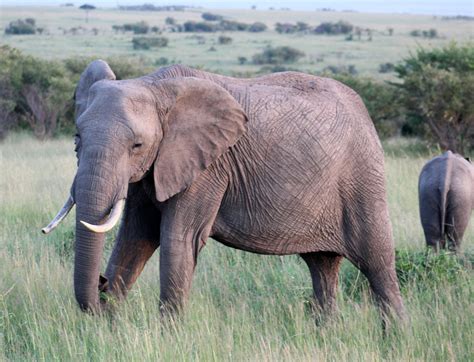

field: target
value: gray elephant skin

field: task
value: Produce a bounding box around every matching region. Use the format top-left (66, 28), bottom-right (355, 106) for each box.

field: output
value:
top-left (419, 151), bottom-right (474, 251)
top-left (43, 61), bottom-right (406, 323)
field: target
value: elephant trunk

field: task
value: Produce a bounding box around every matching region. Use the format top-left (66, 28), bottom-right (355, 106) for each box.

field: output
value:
top-left (73, 161), bottom-right (124, 312)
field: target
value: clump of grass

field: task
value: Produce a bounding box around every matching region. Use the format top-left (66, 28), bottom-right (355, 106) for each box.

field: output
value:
top-left (340, 249), bottom-right (473, 301)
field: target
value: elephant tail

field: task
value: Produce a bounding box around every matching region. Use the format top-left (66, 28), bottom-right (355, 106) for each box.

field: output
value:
top-left (439, 151), bottom-right (453, 240)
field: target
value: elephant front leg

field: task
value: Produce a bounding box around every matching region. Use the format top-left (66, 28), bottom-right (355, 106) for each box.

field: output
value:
top-left (103, 184), bottom-right (161, 303)
top-left (158, 177), bottom-right (226, 316)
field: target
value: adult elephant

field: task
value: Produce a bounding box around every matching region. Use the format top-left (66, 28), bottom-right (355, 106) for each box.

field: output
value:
top-left (419, 151), bottom-right (474, 251)
top-left (43, 61), bottom-right (406, 323)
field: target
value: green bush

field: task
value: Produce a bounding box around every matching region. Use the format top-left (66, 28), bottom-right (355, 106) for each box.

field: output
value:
top-left (183, 21), bottom-right (216, 32)
top-left (218, 35), bottom-right (232, 45)
top-left (219, 20), bottom-right (249, 31)
top-left (340, 249), bottom-right (472, 301)
top-left (314, 20), bottom-right (353, 35)
top-left (410, 28), bottom-right (439, 38)
top-left (116, 21), bottom-right (150, 34)
top-left (0, 46), bottom-right (73, 139)
top-left (5, 18), bottom-right (37, 35)
top-left (248, 22), bottom-right (267, 32)
top-left (132, 36), bottom-right (169, 50)
top-left (395, 42), bottom-right (474, 153)
top-left (252, 46), bottom-right (305, 65)
top-left (0, 47), bottom-right (153, 139)
top-left (201, 12), bottom-right (223, 21)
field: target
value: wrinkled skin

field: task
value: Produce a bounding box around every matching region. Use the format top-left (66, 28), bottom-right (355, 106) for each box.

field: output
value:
top-left (59, 61), bottom-right (406, 324)
top-left (419, 151), bottom-right (474, 251)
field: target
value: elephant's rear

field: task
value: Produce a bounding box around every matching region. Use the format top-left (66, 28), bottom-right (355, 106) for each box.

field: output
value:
top-left (418, 151), bottom-right (472, 249)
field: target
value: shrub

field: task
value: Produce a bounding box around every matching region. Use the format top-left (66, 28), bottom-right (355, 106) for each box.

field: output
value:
top-left (218, 35), bottom-right (232, 45)
top-left (410, 28), bottom-right (439, 38)
top-left (0, 48), bottom-right (154, 139)
top-left (275, 22), bottom-right (298, 34)
top-left (0, 46), bottom-right (73, 139)
top-left (252, 46), bottom-right (305, 65)
top-left (323, 65), bottom-right (358, 75)
top-left (201, 12), bottom-right (223, 21)
top-left (129, 21), bottom-right (150, 34)
top-left (132, 36), bottom-right (169, 50)
top-left (340, 249), bottom-right (472, 300)
top-left (395, 43), bottom-right (474, 153)
top-left (237, 56), bottom-right (247, 65)
top-left (183, 21), bottom-right (216, 32)
top-left (219, 20), bottom-right (248, 31)
top-left (165, 17), bottom-right (176, 25)
top-left (314, 20), bottom-right (353, 35)
top-left (379, 62), bottom-right (395, 73)
top-left (5, 18), bottom-right (37, 35)
top-left (248, 22), bottom-right (267, 32)
top-left (154, 57), bottom-right (169, 66)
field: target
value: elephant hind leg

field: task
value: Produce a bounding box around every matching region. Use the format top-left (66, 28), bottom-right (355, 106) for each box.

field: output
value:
top-left (300, 251), bottom-right (342, 318)
top-left (347, 245), bottom-right (407, 330)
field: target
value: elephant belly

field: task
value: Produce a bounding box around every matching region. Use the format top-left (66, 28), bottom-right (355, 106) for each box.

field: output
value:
top-left (211, 189), bottom-right (344, 255)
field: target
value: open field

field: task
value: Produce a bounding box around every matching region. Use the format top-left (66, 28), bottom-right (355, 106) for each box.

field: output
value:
top-left (0, 135), bottom-right (473, 360)
top-left (1, 6), bottom-right (473, 77)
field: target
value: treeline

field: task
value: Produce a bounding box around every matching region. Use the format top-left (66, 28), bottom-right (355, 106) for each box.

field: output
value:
top-left (0, 43), bottom-right (472, 153)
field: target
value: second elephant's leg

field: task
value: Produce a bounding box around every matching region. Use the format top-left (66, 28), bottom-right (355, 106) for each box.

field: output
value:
top-left (300, 251), bottom-right (342, 316)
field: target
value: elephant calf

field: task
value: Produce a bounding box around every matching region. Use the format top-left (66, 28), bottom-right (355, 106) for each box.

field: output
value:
top-left (419, 151), bottom-right (474, 251)
top-left (43, 61), bottom-right (406, 325)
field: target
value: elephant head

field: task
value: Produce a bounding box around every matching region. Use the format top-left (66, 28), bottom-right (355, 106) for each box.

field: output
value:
top-left (43, 61), bottom-right (247, 311)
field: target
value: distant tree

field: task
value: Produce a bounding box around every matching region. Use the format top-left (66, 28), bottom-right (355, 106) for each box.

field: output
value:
top-left (218, 35), bottom-right (232, 44)
top-left (219, 20), bottom-right (248, 31)
top-left (248, 22), bottom-right (267, 32)
top-left (5, 19), bottom-right (37, 35)
top-left (252, 46), bottom-right (305, 64)
top-left (79, 4), bottom-right (96, 23)
top-left (275, 22), bottom-right (297, 34)
top-left (238, 56), bottom-right (247, 65)
top-left (201, 12), bottom-right (223, 21)
top-left (132, 36), bottom-right (168, 50)
top-left (183, 21), bottom-right (216, 32)
top-left (314, 20), bottom-right (353, 35)
top-left (388, 27), bottom-right (394, 36)
top-left (165, 17), bottom-right (176, 25)
top-left (296, 21), bottom-right (310, 32)
top-left (395, 43), bottom-right (474, 153)
top-left (379, 62), bottom-right (395, 73)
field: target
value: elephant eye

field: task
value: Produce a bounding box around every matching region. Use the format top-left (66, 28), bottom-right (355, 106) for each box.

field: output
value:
top-left (133, 142), bottom-right (143, 149)
top-left (74, 134), bottom-right (81, 152)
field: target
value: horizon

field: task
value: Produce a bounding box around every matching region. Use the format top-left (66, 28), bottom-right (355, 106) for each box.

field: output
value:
top-left (1, 1), bottom-right (473, 16)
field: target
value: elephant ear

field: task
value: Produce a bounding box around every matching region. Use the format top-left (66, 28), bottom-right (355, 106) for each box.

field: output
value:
top-left (75, 60), bottom-right (116, 119)
top-left (153, 77), bottom-right (248, 202)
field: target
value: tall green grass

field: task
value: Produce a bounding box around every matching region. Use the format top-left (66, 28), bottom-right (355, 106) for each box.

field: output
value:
top-left (1, 134), bottom-right (473, 360)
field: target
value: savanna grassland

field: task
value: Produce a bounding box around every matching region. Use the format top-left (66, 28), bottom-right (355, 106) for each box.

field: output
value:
top-left (1, 6), bottom-right (473, 77)
top-left (0, 136), bottom-right (473, 360)
top-left (0, 5), bottom-right (474, 361)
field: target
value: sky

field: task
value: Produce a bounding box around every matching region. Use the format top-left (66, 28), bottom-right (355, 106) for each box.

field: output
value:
top-left (0, 0), bottom-right (473, 16)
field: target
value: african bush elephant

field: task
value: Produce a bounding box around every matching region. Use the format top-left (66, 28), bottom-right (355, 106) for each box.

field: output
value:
top-left (43, 61), bottom-right (406, 324)
top-left (419, 151), bottom-right (474, 251)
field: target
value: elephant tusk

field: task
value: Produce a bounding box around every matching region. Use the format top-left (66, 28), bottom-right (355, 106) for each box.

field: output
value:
top-left (80, 199), bottom-right (125, 233)
top-left (42, 195), bottom-right (75, 234)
